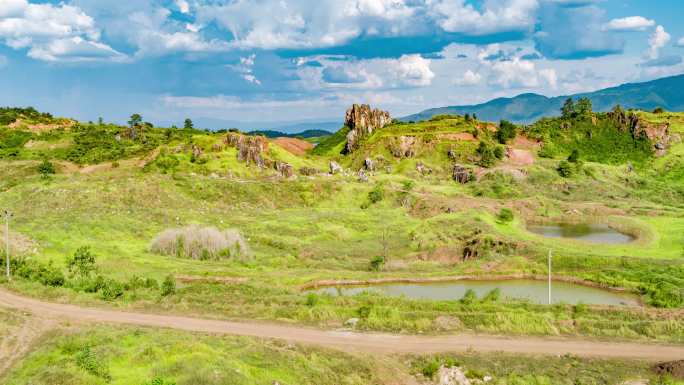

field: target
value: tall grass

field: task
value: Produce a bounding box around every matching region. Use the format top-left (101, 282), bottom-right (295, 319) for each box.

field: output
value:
top-left (150, 225), bottom-right (251, 260)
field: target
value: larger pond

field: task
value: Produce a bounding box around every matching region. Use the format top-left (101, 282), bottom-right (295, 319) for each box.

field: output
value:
top-left (309, 279), bottom-right (640, 306)
top-left (526, 223), bottom-right (634, 244)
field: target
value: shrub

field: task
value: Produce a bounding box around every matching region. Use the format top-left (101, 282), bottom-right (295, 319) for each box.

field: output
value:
top-left (369, 255), bottom-right (385, 271)
top-left (460, 289), bottom-right (477, 305)
top-left (476, 142), bottom-right (496, 168)
top-left (367, 183), bottom-right (385, 204)
top-left (496, 208), bottom-right (514, 224)
top-left (75, 346), bottom-right (111, 381)
top-left (100, 279), bottom-right (124, 301)
top-left (357, 305), bottom-right (372, 319)
top-left (557, 160), bottom-right (573, 178)
top-left (66, 246), bottom-right (97, 277)
top-left (37, 159), bottom-right (56, 177)
top-left (422, 359), bottom-right (441, 379)
top-left (482, 288), bottom-right (501, 302)
top-left (11, 258), bottom-right (65, 287)
top-left (496, 120), bottom-right (517, 144)
top-left (161, 275), bottom-right (176, 296)
top-left (150, 225), bottom-right (251, 260)
top-left (305, 293), bottom-right (319, 307)
top-left (567, 149), bottom-right (580, 163)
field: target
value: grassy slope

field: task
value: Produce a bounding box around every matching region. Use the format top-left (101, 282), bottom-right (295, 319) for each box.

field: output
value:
top-left (0, 112), bottom-right (683, 341)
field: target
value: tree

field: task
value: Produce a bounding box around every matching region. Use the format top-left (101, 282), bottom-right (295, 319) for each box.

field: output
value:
top-left (184, 118), bottom-right (194, 130)
top-left (161, 275), bottom-right (176, 296)
top-left (476, 141), bottom-right (496, 168)
top-left (496, 120), bottom-right (517, 144)
top-left (575, 97), bottom-right (593, 119)
top-left (66, 246), bottom-right (97, 277)
top-left (128, 114), bottom-right (142, 127)
top-left (561, 98), bottom-right (575, 119)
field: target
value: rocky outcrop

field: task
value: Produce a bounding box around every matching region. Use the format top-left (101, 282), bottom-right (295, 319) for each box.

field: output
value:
top-left (608, 108), bottom-right (678, 156)
top-left (299, 167), bottom-right (318, 176)
top-left (453, 165), bottom-right (470, 184)
top-left (329, 161), bottom-right (342, 174)
top-left (274, 161), bottom-right (294, 178)
top-left (357, 169), bottom-right (369, 182)
top-left (364, 157), bottom-right (375, 171)
top-left (344, 104), bottom-right (391, 153)
top-left (416, 161), bottom-right (432, 175)
top-left (387, 136), bottom-right (417, 158)
top-left (224, 133), bottom-right (269, 167)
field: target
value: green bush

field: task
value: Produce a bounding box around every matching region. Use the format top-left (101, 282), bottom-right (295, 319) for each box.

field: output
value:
top-left (557, 160), bottom-right (573, 178)
top-left (37, 159), bottom-right (56, 177)
top-left (476, 142), bottom-right (497, 168)
top-left (305, 293), bottom-right (319, 307)
top-left (161, 275), bottom-right (176, 296)
top-left (567, 149), bottom-right (580, 163)
top-left (75, 346), bottom-right (111, 382)
top-left (100, 279), bottom-right (124, 301)
top-left (66, 246), bottom-right (97, 277)
top-left (460, 289), bottom-right (477, 305)
top-left (369, 255), bottom-right (385, 271)
top-left (496, 120), bottom-right (517, 144)
top-left (496, 208), bottom-right (514, 224)
top-left (367, 183), bottom-right (385, 204)
top-left (11, 258), bottom-right (65, 287)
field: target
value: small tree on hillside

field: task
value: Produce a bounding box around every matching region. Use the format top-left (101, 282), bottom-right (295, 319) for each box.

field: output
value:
top-left (128, 113), bottom-right (143, 140)
top-left (496, 120), bottom-right (517, 144)
top-left (184, 118), bottom-right (194, 130)
top-left (561, 98), bottom-right (575, 119)
top-left (576, 97), bottom-right (593, 119)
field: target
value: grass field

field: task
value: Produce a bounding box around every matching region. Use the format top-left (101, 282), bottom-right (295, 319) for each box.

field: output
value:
top-left (3, 322), bottom-right (680, 385)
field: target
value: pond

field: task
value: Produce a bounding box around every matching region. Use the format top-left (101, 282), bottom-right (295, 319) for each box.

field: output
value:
top-left (308, 279), bottom-right (640, 306)
top-left (526, 223), bottom-right (634, 244)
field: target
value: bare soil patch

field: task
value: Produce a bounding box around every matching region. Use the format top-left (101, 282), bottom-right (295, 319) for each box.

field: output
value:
top-left (272, 137), bottom-right (313, 156)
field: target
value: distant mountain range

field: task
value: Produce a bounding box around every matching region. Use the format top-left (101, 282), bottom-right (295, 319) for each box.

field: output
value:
top-left (402, 73), bottom-right (684, 124)
top-left (247, 129), bottom-right (332, 138)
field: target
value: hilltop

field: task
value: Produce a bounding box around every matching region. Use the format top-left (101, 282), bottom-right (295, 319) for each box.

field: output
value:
top-left (403, 73), bottom-right (684, 123)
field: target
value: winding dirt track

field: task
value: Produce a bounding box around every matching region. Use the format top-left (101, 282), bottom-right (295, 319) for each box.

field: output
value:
top-left (0, 289), bottom-right (682, 361)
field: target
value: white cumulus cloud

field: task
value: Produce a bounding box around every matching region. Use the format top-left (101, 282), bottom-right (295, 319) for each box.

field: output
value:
top-left (432, 0), bottom-right (538, 35)
top-left (453, 69), bottom-right (482, 86)
top-left (603, 16), bottom-right (654, 32)
top-left (647, 25), bottom-right (670, 59)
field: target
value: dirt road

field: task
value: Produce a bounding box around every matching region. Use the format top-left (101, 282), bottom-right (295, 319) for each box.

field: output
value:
top-left (0, 289), bottom-right (681, 361)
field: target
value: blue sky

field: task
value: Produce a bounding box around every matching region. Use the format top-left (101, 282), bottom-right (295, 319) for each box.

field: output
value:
top-left (0, 0), bottom-right (683, 129)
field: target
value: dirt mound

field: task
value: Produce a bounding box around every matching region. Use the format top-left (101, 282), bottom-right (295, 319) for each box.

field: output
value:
top-left (506, 148), bottom-right (535, 166)
top-left (654, 360), bottom-right (684, 379)
top-left (272, 137), bottom-right (313, 156)
top-left (511, 136), bottom-right (541, 150)
top-left (438, 132), bottom-right (476, 141)
top-left (9, 119), bottom-right (75, 133)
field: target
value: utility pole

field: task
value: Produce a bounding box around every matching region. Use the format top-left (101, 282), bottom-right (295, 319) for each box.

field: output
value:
top-left (548, 249), bottom-right (552, 305)
top-left (4, 210), bottom-right (12, 280)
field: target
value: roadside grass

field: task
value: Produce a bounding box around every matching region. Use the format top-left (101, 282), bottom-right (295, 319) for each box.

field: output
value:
top-left (4, 326), bottom-right (383, 385)
top-left (411, 352), bottom-right (668, 385)
top-left (4, 322), bottom-right (678, 385)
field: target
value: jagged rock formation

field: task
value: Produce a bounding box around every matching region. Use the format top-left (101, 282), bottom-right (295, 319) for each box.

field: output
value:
top-left (344, 104), bottom-right (391, 153)
top-left (357, 169), bottom-right (369, 182)
top-left (416, 161), bottom-right (432, 175)
top-left (452, 165), bottom-right (470, 184)
top-left (274, 161), bottom-right (294, 178)
top-left (387, 136), bottom-right (417, 158)
top-left (299, 167), bottom-right (318, 176)
top-left (329, 161), bottom-right (342, 174)
top-left (224, 133), bottom-right (269, 167)
top-left (364, 158), bottom-right (375, 171)
top-left (608, 108), bottom-right (681, 156)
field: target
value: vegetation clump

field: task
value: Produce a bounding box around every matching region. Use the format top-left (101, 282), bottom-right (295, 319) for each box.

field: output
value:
top-left (150, 225), bottom-right (251, 260)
